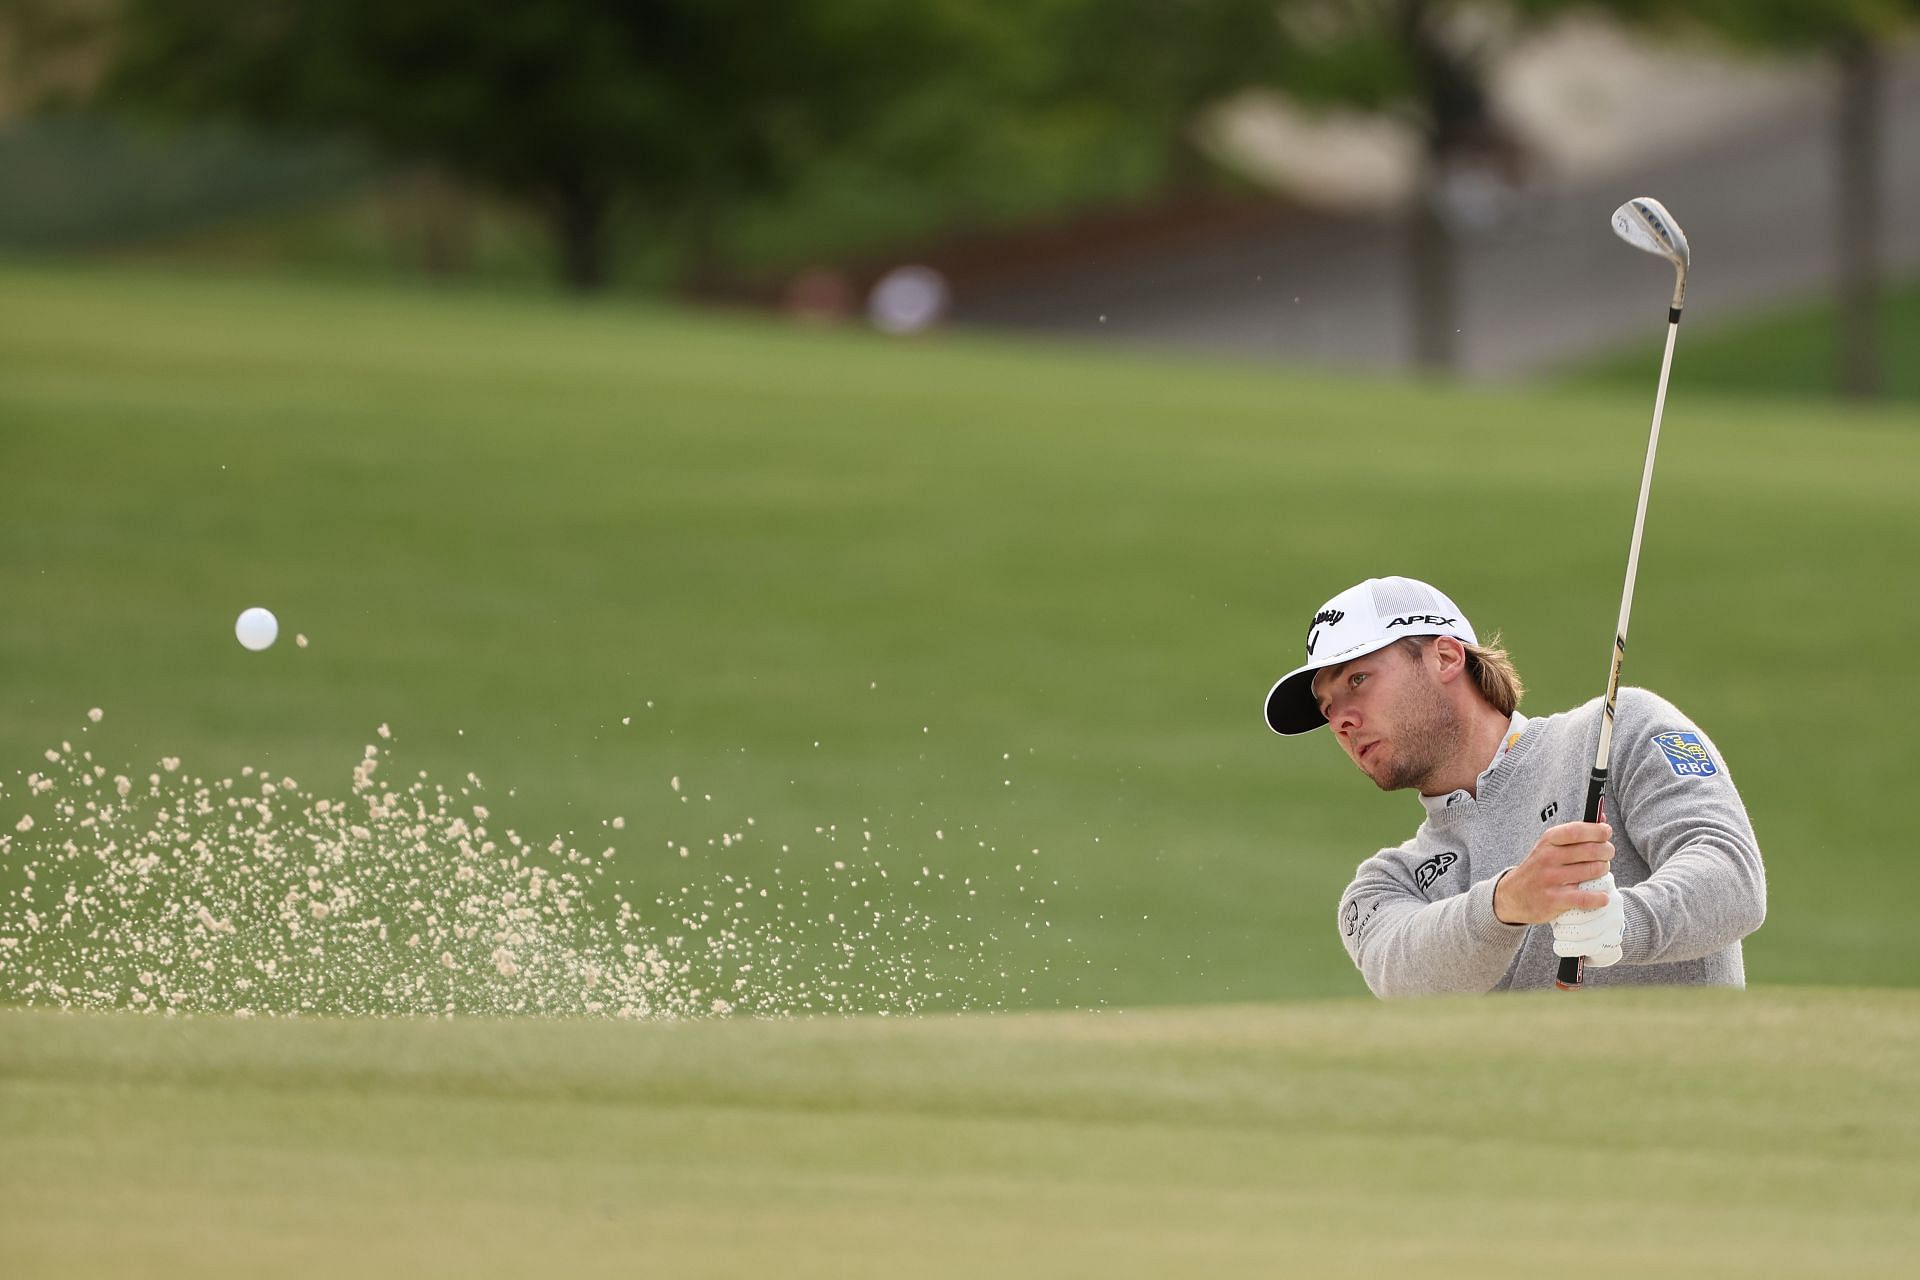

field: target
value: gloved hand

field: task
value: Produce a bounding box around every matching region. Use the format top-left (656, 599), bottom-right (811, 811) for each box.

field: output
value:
top-left (1553, 872), bottom-right (1624, 968)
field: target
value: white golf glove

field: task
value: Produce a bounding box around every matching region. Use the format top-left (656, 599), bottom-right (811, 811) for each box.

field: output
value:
top-left (1553, 872), bottom-right (1624, 969)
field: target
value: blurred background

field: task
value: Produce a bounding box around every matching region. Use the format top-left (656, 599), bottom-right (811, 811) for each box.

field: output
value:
top-left (3, 0), bottom-right (1915, 390)
top-left (2, 0), bottom-right (1917, 1012)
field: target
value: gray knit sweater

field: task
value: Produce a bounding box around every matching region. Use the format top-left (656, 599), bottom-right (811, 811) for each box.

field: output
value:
top-left (1337, 687), bottom-right (1766, 997)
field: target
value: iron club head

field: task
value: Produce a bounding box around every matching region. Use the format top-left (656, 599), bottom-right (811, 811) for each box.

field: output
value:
top-left (1612, 197), bottom-right (1689, 311)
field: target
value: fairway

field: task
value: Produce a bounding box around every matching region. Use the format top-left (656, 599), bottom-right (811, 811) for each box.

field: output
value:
top-left (4, 991), bottom-right (1918, 1277)
top-left (3, 261), bottom-right (1919, 1008)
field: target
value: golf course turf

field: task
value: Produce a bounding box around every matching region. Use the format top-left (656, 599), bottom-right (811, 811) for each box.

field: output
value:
top-left (4, 990), bottom-right (1918, 1276)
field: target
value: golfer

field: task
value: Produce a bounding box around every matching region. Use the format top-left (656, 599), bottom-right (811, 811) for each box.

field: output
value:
top-left (1265, 576), bottom-right (1765, 997)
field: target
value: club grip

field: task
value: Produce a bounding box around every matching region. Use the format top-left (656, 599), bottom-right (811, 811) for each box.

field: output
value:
top-left (1581, 768), bottom-right (1607, 825)
top-left (1557, 772), bottom-right (1609, 990)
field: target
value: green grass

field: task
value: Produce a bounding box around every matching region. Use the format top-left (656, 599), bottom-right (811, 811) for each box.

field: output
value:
top-left (2, 259), bottom-right (1919, 1009)
top-left (3, 991), bottom-right (1918, 1277)
top-left (1564, 278), bottom-right (1920, 402)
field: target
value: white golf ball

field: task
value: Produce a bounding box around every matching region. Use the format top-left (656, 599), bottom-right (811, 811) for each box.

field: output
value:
top-left (235, 607), bottom-right (279, 651)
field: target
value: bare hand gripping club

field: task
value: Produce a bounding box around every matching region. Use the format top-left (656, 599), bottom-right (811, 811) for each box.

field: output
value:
top-left (1557, 197), bottom-right (1691, 992)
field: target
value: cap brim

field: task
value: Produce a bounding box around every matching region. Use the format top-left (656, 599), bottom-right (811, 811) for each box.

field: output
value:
top-left (1263, 635), bottom-right (1403, 735)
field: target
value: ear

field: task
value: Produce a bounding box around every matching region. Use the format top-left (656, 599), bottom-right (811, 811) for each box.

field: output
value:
top-left (1429, 635), bottom-right (1469, 686)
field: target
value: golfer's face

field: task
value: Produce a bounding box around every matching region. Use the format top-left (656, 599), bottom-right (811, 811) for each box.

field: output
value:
top-left (1312, 648), bottom-right (1416, 782)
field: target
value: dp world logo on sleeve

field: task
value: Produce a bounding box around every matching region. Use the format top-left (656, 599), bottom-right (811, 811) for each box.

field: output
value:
top-left (1653, 731), bottom-right (1717, 777)
top-left (1412, 850), bottom-right (1457, 889)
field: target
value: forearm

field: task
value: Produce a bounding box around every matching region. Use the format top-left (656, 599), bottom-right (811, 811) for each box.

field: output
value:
top-left (1611, 690), bottom-right (1768, 966)
top-left (1342, 875), bottom-right (1528, 998)
top-left (1619, 839), bottom-right (1767, 965)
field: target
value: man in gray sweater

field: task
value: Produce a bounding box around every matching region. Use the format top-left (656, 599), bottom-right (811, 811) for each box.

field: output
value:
top-left (1264, 575), bottom-right (1765, 997)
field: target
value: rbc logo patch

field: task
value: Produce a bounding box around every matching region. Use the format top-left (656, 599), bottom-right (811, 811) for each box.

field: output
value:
top-left (1653, 731), bottom-right (1717, 777)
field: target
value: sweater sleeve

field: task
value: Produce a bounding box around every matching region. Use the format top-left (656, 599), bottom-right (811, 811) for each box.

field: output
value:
top-left (1609, 689), bottom-right (1768, 965)
top-left (1338, 849), bottom-right (1528, 998)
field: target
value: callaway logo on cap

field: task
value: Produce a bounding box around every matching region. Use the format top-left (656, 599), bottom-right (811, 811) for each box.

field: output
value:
top-left (1263, 576), bottom-right (1477, 735)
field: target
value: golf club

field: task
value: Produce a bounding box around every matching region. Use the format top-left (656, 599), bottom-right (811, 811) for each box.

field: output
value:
top-left (1557, 196), bottom-right (1691, 991)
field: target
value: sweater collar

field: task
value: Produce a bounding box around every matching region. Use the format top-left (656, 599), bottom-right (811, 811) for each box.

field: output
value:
top-left (1418, 711), bottom-right (1530, 816)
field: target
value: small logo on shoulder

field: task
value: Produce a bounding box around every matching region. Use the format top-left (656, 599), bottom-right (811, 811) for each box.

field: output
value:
top-left (1653, 731), bottom-right (1717, 777)
top-left (1412, 850), bottom-right (1458, 889)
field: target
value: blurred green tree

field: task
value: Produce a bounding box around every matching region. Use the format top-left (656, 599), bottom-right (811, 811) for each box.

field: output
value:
top-left (36, 0), bottom-right (984, 290)
top-left (712, 0), bottom-right (1272, 275)
top-left (1026, 0), bottom-right (1302, 185)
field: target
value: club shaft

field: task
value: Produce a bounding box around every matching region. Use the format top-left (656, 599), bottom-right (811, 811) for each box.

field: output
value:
top-left (1592, 315), bottom-right (1679, 779)
top-left (1558, 312), bottom-right (1681, 991)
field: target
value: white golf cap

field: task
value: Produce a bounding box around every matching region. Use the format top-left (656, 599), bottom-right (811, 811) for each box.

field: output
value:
top-left (1263, 576), bottom-right (1477, 735)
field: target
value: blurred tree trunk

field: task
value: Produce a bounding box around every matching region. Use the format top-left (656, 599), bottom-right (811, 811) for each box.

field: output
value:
top-left (1407, 154), bottom-right (1457, 372)
top-left (549, 175), bottom-right (611, 292)
top-left (415, 169), bottom-right (473, 279)
top-left (1834, 33), bottom-right (1881, 400)
top-left (384, 169), bottom-right (474, 279)
top-left (678, 194), bottom-right (726, 297)
top-left (1401, 0), bottom-right (1474, 374)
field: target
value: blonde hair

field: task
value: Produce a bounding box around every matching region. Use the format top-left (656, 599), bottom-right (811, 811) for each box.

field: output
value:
top-left (1401, 633), bottom-right (1524, 716)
